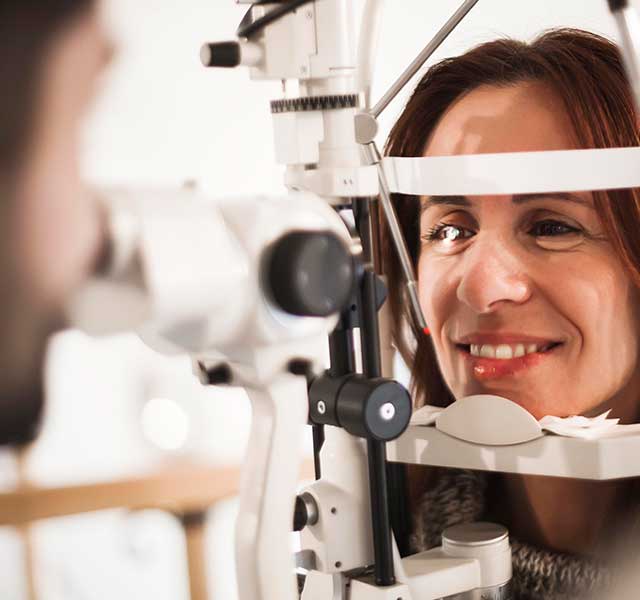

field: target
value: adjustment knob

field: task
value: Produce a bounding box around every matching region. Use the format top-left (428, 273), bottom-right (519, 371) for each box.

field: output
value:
top-left (266, 231), bottom-right (354, 318)
top-left (293, 492), bottom-right (319, 532)
top-left (200, 41), bottom-right (263, 68)
top-left (308, 374), bottom-right (412, 442)
top-left (337, 377), bottom-right (412, 441)
top-left (200, 42), bottom-right (240, 68)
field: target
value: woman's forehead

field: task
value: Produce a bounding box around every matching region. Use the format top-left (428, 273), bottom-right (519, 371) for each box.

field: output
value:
top-left (424, 81), bottom-right (579, 157)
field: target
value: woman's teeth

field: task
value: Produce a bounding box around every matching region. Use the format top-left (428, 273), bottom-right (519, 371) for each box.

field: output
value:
top-left (468, 343), bottom-right (552, 359)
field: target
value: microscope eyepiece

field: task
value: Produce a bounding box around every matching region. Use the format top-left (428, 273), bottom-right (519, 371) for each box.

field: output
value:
top-left (265, 231), bottom-right (355, 318)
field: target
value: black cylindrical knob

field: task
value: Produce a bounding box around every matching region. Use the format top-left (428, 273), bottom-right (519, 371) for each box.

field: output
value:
top-left (337, 377), bottom-right (412, 442)
top-left (200, 42), bottom-right (241, 68)
top-left (293, 495), bottom-right (307, 532)
top-left (293, 492), bottom-right (319, 532)
top-left (265, 231), bottom-right (354, 318)
top-left (308, 373), bottom-right (346, 427)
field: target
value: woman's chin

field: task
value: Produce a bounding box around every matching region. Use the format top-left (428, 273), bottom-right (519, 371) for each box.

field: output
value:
top-left (448, 345), bottom-right (576, 419)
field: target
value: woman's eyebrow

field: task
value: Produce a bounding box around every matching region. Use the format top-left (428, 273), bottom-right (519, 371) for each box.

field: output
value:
top-left (420, 192), bottom-right (592, 213)
top-left (420, 195), bottom-right (469, 213)
top-left (511, 192), bottom-right (592, 206)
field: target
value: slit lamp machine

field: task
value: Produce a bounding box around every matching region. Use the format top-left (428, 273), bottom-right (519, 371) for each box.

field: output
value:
top-left (67, 1), bottom-right (640, 598)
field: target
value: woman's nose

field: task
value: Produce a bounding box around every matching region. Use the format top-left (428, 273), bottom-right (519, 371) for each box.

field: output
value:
top-left (456, 236), bottom-right (532, 314)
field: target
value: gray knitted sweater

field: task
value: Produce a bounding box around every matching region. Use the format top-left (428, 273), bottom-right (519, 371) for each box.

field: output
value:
top-left (410, 469), bottom-right (614, 600)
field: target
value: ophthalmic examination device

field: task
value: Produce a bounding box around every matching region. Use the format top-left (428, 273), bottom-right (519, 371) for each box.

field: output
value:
top-left (67, 1), bottom-right (640, 599)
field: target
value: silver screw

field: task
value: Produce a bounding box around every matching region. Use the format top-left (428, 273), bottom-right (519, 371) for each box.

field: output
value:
top-left (317, 401), bottom-right (327, 415)
top-left (379, 402), bottom-right (396, 421)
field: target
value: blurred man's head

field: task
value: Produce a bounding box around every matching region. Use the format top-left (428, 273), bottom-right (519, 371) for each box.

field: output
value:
top-left (0, 0), bottom-right (110, 444)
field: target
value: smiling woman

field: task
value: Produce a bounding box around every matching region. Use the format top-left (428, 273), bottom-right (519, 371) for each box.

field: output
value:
top-left (384, 28), bottom-right (640, 599)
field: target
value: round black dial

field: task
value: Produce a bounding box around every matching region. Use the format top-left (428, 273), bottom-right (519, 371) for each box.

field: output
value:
top-left (265, 231), bottom-right (354, 318)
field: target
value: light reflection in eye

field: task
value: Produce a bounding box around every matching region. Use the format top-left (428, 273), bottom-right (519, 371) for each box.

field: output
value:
top-left (423, 223), bottom-right (473, 243)
top-left (444, 226), bottom-right (462, 241)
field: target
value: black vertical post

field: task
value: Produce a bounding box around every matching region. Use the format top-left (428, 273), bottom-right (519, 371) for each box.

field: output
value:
top-left (311, 425), bottom-right (324, 480)
top-left (314, 317), bottom-right (357, 480)
top-left (354, 198), bottom-right (396, 587)
top-left (328, 326), bottom-right (355, 377)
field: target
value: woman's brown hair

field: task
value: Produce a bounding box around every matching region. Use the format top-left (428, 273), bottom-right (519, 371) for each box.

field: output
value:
top-left (383, 28), bottom-right (640, 415)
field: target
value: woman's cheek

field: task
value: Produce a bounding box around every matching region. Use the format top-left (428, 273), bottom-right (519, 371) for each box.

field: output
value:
top-left (587, 268), bottom-right (640, 386)
top-left (418, 257), bottom-right (451, 336)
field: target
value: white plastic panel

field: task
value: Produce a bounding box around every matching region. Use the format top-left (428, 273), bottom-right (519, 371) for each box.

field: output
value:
top-left (435, 395), bottom-right (543, 446)
top-left (388, 426), bottom-right (640, 480)
top-left (383, 147), bottom-right (640, 196)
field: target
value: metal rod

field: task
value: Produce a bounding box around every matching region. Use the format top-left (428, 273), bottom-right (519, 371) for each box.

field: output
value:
top-left (181, 511), bottom-right (210, 600)
top-left (386, 461), bottom-right (411, 558)
top-left (314, 324), bottom-right (357, 481)
top-left (354, 199), bottom-right (384, 376)
top-left (371, 0), bottom-right (481, 118)
top-left (361, 272), bottom-right (383, 379)
top-left (318, 324), bottom-right (358, 480)
top-left (311, 425), bottom-right (324, 479)
top-left (354, 198), bottom-right (384, 378)
top-left (363, 143), bottom-right (428, 334)
top-left (354, 198), bottom-right (395, 587)
top-left (328, 328), bottom-right (355, 377)
top-left (366, 439), bottom-right (394, 585)
top-left (368, 197), bottom-right (384, 275)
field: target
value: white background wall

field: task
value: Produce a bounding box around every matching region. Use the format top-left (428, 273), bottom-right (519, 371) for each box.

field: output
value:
top-left (1, 1), bottom-right (637, 599)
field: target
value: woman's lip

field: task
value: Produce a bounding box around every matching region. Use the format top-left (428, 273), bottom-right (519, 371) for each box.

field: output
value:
top-left (456, 344), bottom-right (561, 380)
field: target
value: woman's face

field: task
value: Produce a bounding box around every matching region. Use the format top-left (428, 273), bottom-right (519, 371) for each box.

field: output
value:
top-left (418, 82), bottom-right (640, 420)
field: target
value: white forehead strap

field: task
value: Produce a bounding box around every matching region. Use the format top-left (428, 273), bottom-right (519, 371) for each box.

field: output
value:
top-left (383, 147), bottom-right (640, 196)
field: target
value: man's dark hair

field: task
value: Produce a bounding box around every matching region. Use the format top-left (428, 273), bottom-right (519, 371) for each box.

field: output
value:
top-left (0, 0), bottom-right (94, 446)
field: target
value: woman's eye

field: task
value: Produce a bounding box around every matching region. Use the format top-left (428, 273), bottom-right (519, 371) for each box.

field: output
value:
top-left (529, 220), bottom-right (580, 237)
top-left (528, 219), bottom-right (585, 250)
top-left (423, 224), bottom-right (474, 244)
